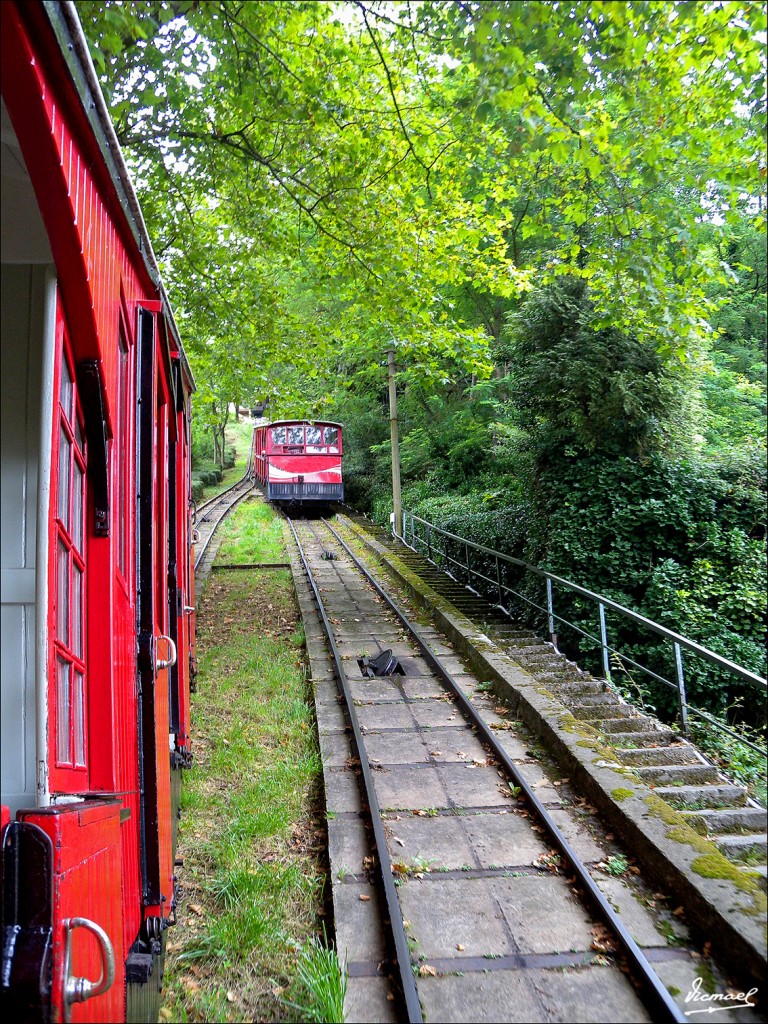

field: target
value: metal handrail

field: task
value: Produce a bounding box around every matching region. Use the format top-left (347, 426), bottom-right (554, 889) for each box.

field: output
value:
top-left (396, 509), bottom-right (767, 751)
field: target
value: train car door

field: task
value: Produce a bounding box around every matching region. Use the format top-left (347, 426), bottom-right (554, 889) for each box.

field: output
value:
top-left (135, 307), bottom-right (175, 928)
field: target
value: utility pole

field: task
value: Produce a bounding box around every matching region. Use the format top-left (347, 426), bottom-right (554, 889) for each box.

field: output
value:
top-left (387, 348), bottom-right (402, 538)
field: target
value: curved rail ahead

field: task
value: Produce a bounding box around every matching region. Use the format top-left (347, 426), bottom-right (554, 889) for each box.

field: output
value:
top-left (193, 429), bottom-right (256, 573)
top-left (290, 513), bottom-right (686, 1024)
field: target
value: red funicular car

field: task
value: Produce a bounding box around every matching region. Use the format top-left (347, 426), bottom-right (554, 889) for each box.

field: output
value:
top-left (253, 420), bottom-right (344, 506)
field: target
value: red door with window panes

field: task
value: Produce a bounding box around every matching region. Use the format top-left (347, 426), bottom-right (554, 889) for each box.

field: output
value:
top-left (19, 308), bottom-right (126, 1021)
top-left (52, 330), bottom-right (88, 791)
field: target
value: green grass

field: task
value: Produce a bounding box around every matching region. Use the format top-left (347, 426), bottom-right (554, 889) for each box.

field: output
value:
top-left (279, 935), bottom-right (347, 1024)
top-left (161, 499), bottom-right (340, 1023)
top-left (216, 497), bottom-right (288, 564)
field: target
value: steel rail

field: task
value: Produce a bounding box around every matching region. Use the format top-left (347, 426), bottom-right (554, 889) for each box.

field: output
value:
top-left (322, 517), bottom-right (687, 1024)
top-left (286, 517), bottom-right (424, 1024)
top-left (194, 430), bottom-right (257, 523)
top-left (193, 478), bottom-right (254, 573)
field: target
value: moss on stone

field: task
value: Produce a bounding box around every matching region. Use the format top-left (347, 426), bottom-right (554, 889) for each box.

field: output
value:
top-left (695, 961), bottom-right (717, 994)
top-left (643, 795), bottom-right (767, 917)
top-left (691, 854), bottom-right (767, 903)
top-left (612, 788), bottom-right (635, 801)
top-left (645, 792), bottom-right (688, 827)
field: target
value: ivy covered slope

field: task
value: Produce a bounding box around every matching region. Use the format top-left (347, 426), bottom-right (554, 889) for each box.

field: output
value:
top-left (78, 2), bottom-right (766, 725)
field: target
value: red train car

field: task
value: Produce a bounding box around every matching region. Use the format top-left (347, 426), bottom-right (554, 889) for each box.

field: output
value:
top-left (1, 3), bottom-right (196, 1020)
top-left (253, 420), bottom-right (344, 506)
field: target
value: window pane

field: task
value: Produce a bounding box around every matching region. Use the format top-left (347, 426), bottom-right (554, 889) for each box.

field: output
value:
top-left (72, 564), bottom-right (82, 659)
top-left (58, 426), bottom-right (71, 532)
top-left (288, 426), bottom-right (304, 445)
top-left (324, 426), bottom-right (338, 447)
top-left (72, 460), bottom-right (84, 552)
top-left (74, 414), bottom-right (84, 453)
top-left (306, 426), bottom-right (322, 445)
top-left (59, 358), bottom-right (73, 421)
top-left (272, 426), bottom-right (286, 445)
top-left (73, 672), bottom-right (85, 766)
top-left (57, 542), bottom-right (69, 647)
top-left (57, 659), bottom-right (71, 764)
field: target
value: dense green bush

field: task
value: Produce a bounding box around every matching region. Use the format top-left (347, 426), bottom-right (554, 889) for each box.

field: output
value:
top-left (194, 463), bottom-right (224, 488)
top-left (191, 476), bottom-right (205, 502)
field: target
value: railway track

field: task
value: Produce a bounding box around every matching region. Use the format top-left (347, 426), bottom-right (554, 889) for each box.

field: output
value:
top-left (193, 469), bottom-right (255, 578)
top-left (287, 514), bottom-right (761, 1024)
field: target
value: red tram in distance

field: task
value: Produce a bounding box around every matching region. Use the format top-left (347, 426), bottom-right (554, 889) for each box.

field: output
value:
top-left (1, 3), bottom-right (196, 1021)
top-left (253, 420), bottom-right (344, 506)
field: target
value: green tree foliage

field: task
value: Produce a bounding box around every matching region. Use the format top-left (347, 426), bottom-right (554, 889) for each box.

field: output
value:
top-left (504, 278), bottom-right (694, 460)
top-left (77, 2), bottom-right (766, 723)
top-left (78, 1), bottom-right (766, 399)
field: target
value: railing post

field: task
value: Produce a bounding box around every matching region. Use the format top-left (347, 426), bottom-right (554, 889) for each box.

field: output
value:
top-left (598, 603), bottom-right (611, 681)
top-left (496, 556), bottom-right (502, 606)
top-left (547, 578), bottom-right (558, 649)
top-left (426, 523), bottom-right (432, 561)
top-left (464, 541), bottom-right (470, 585)
top-left (674, 642), bottom-right (690, 737)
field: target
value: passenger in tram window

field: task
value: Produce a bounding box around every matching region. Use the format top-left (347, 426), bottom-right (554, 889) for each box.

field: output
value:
top-left (324, 426), bottom-right (339, 452)
top-left (306, 425), bottom-right (323, 452)
top-left (272, 426), bottom-right (287, 446)
top-left (288, 425), bottom-right (304, 446)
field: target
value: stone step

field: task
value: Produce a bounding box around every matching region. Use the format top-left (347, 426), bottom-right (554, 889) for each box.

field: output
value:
top-left (566, 692), bottom-right (622, 707)
top-left (631, 764), bottom-right (722, 786)
top-left (547, 678), bottom-right (605, 696)
top-left (605, 730), bottom-right (678, 748)
top-left (715, 833), bottom-right (767, 862)
top-left (617, 745), bottom-right (700, 767)
top-left (512, 652), bottom-right (565, 668)
top-left (600, 716), bottom-right (659, 734)
top-left (682, 806), bottom-right (768, 834)
top-left (536, 662), bottom-right (592, 677)
top-left (572, 704), bottom-right (636, 722)
top-left (653, 784), bottom-right (747, 809)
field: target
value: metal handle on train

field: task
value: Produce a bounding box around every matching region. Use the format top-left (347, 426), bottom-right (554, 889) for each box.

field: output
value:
top-left (156, 634), bottom-right (178, 671)
top-left (62, 917), bottom-right (116, 1019)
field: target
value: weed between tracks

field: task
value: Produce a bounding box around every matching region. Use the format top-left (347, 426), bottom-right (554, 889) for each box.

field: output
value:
top-left (162, 500), bottom-right (344, 1023)
top-left (217, 496), bottom-right (287, 564)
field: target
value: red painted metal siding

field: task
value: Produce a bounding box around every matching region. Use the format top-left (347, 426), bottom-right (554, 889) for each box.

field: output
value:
top-left (21, 803), bottom-right (125, 1023)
